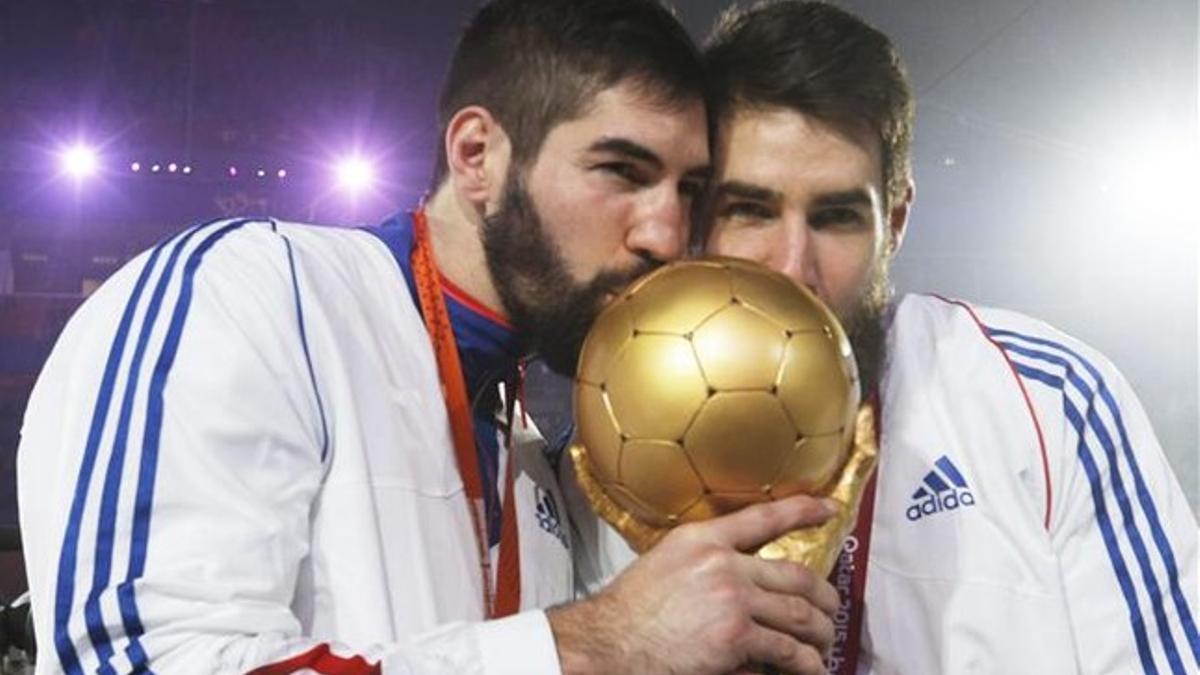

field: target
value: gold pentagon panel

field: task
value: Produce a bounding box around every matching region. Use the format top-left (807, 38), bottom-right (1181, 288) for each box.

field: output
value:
top-left (777, 331), bottom-right (858, 436)
top-left (626, 261), bottom-right (732, 334)
top-left (619, 439), bottom-right (705, 522)
top-left (691, 304), bottom-right (789, 390)
top-left (684, 391), bottom-right (795, 492)
top-left (606, 334), bottom-right (708, 441)
top-left (723, 258), bottom-right (834, 333)
top-left (771, 431), bottom-right (849, 496)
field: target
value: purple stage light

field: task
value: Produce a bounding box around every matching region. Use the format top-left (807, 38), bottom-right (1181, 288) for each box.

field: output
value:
top-left (60, 144), bottom-right (98, 179)
top-left (228, 166), bottom-right (238, 177)
top-left (335, 156), bottom-right (375, 194)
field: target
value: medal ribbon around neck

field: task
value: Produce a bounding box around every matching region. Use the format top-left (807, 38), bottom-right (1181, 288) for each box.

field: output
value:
top-left (410, 206), bottom-right (521, 618)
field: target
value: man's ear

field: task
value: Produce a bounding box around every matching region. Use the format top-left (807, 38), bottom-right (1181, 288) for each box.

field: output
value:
top-left (443, 106), bottom-right (512, 214)
top-left (886, 180), bottom-right (914, 257)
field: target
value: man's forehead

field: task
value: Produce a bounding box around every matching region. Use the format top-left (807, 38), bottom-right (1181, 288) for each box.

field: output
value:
top-left (718, 106), bottom-right (882, 194)
top-left (560, 81), bottom-right (710, 167)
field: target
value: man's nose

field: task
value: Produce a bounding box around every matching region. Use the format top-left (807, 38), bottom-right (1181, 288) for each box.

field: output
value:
top-left (626, 187), bottom-right (688, 263)
top-left (774, 220), bottom-right (813, 287)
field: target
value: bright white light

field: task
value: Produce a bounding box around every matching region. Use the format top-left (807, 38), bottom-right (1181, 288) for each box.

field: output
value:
top-left (60, 144), bottom-right (98, 179)
top-left (228, 166), bottom-right (238, 177)
top-left (277, 169), bottom-right (287, 179)
top-left (256, 168), bottom-right (266, 178)
top-left (1118, 147), bottom-right (1200, 221)
top-left (1128, 151), bottom-right (1195, 194)
top-left (182, 165), bottom-right (192, 175)
top-left (130, 161), bottom-right (141, 172)
top-left (335, 156), bottom-right (375, 194)
top-left (167, 162), bottom-right (178, 173)
top-left (151, 164), bottom-right (161, 173)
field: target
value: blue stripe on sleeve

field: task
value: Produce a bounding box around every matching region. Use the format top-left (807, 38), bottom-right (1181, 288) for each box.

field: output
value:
top-left (112, 220), bottom-right (251, 672)
top-left (1006, 345), bottom-right (1181, 672)
top-left (1062, 394), bottom-right (1160, 674)
top-left (1010, 362), bottom-right (1160, 674)
top-left (53, 219), bottom-right (223, 674)
top-left (53, 243), bottom-right (164, 675)
top-left (277, 227), bottom-right (330, 462)
top-left (996, 328), bottom-right (1200, 670)
top-left (86, 221), bottom-right (240, 674)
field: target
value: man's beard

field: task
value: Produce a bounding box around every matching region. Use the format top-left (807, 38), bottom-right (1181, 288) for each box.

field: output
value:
top-left (481, 173), bottom-right (659, 376)
top-left (840, 255), bottom-right (892, 400)
top-left (481, 168), bottom-right (893, 392)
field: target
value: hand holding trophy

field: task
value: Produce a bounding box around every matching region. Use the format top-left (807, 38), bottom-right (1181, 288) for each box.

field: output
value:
top-left (571, 257), bottom-right (877, 578)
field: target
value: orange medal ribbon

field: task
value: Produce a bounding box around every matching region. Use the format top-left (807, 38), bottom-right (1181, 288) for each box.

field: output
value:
top-left (410, 207), bottom-right (521, 618)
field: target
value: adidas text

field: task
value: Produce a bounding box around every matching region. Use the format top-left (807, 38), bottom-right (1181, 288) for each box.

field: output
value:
top-left (906, 489), bottom-right (976, 521)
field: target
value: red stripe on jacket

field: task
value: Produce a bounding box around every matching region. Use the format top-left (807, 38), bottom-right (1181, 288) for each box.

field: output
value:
top-left (245, 644), bottom-right (381, 675)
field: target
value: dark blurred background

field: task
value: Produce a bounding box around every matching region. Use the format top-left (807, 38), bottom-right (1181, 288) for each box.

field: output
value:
top-left (0, 0), bottom-right (1196, 602)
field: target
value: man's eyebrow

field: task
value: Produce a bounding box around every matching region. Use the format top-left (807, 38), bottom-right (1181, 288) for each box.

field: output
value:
top-left (716, 180), bottom-right (780, 203)
top-left (811, 188), bottom-right (874, 208)
top-left (587, 138), bottom-right (664, 169)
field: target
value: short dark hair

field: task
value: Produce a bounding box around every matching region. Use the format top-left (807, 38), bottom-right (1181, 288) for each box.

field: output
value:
top-left (431, 0), bottom-right (706, 187)
top-left (705, 0), bottom-right (914, 207)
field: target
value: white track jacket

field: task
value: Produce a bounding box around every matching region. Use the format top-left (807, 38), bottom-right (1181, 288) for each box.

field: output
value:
top-left (18, 219), bottom-right (573, 674)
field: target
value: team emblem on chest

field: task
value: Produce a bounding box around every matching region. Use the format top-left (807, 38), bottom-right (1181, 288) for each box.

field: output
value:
top-left (906, 454), bottom-right (976, 521)
top-left (535, 486), bottom-right (568, 548)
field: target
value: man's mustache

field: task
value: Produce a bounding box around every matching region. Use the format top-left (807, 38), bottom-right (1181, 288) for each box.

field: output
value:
top-left (591, 258), bottom-right (660, 299)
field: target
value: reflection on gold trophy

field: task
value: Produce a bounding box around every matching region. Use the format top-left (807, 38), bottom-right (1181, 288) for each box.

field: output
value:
top-left (571, 257), bottom-right (877, 577)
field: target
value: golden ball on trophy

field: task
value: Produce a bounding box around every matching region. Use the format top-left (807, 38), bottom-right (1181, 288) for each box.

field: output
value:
top-left (573, 257), bottom-right (861, 533)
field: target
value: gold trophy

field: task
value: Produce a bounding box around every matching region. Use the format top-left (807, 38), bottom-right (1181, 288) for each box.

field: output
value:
top-left (571, 257), bottom-right (877, 577)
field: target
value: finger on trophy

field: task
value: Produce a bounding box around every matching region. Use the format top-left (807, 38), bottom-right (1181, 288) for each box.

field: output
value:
top-left (569, 444), bottom-right (668, 553)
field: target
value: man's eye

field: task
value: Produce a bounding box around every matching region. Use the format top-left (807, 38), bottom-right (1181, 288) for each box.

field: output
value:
top-left (598, 162), bottom-right (647, 185)
top-left (810, 207), bottom-right (865, 230)
top-left (721, 201), bottom-right (775, 221)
